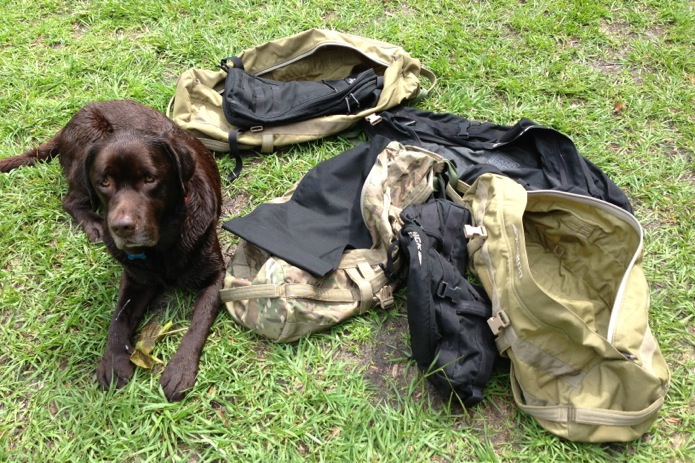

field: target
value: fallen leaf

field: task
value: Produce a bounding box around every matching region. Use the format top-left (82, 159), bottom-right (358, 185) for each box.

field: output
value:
top-left (129, 321), bottom-right (175, 369)
top-left (613, 101), bottom-right (627, 113)
top-left (129, 349), bottom-right (161, 369)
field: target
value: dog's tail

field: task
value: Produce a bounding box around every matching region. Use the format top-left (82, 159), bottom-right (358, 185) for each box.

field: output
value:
top-left (0, 132), bottom-right (62, 172)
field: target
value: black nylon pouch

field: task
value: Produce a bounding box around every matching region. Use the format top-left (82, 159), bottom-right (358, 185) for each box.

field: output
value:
top-left (222, 67), bottom-right (382, 128)
top-left (399, 198), bottom-right (497, 406)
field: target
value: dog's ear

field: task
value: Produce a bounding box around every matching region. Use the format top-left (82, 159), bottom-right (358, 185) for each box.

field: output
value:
top-left (83, 143), bottom-right (103, 211)
top-left (155, 136), bottom-right (196, 197)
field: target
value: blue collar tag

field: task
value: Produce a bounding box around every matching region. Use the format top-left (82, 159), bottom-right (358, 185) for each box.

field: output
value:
top-left (126, 252), bottom-right (147, 261)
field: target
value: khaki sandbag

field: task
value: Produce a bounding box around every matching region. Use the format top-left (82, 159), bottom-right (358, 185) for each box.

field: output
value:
top-left (464, 174), bottom-right (670, 442)
top-left (168, 28), bottom-right (435, 154)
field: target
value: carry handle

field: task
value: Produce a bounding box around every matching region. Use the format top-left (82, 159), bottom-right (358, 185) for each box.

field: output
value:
top-left (219, 56), bottom-right (244, 72)
top-left (411, 68), bottom-right (437, 103)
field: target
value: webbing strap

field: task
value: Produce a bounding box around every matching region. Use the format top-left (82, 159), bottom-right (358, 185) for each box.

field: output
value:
top-left (445, 182), bottom-right (466, 205)
top-left (510, 364), bottom-right (664, 426)
top-left (345, 266), bottom-right (376, 313)
top-left (227, 130), bottom-right (244, 182)
top-left (220, 55), bottom-right (244, 71)
top-left (411, 68), bottom-right (438, 102)
top-left (221, 259), bottom-right (391, 312)
top-left (345, 260), bottom-right (393, 313)
top-left (456, 299), bottom-right (490, 318)
top-left (434, 281), bottom-right (490, 318)
top-left (261, 133), bottom-right (274, 153)
top-left (220, 283), bottom-right (356, 303)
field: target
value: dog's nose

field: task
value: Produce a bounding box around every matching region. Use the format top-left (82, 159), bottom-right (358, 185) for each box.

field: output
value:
top-left (110, 214), bottom-right (137, 237)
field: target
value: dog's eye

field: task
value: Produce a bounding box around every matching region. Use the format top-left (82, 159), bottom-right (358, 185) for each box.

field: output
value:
top-left (144, 175), bottom-right (156, 184)
top-left (99, 178), bottom-right (110, 188)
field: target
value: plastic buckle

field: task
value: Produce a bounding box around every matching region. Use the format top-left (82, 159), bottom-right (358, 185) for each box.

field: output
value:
top-left (436, 281), bottom-right (461, 303)
top-left (487, 310), bottom-right (511, 335)
top-left (378, 285), bottom-right (394, 308)
top-left (464, 224), bottom-right (487, 239)
top-left (365, 113), bottom-right (382, 125)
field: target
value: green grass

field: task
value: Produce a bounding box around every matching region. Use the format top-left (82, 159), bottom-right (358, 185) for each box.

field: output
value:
top-left (1, 0), bottom-right (693, 461)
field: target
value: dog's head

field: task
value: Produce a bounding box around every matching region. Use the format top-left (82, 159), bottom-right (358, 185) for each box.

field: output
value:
top-left (85, 131), bottom-right (196, 251)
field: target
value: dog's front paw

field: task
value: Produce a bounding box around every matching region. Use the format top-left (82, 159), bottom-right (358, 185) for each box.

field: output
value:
top-left (83, 220), bottom-right (105, 243)
top-left (96, 350), bottom-right (134, 390)
top-left (160, 355), bottom-right (198, 402)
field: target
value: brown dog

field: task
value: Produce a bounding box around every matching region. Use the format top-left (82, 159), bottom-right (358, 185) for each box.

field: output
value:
top-left (0, 100), bottom-right (225, 401)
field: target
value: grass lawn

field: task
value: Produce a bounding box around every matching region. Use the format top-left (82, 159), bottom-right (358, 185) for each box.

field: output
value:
top-left (1, 0), bottom-right (693, 461)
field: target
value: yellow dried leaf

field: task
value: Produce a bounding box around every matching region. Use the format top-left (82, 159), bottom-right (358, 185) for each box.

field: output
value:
top-left (129, 348), bottom-right (162, 369)
top-left (129, 321), bottom-right (174, 369)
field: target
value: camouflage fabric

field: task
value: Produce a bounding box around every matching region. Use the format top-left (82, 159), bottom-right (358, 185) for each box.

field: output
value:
top-left (220, 142), bottom-right (452, 342)
top-left (462, 173), bottom-right (670, 442)
top-left (361, 143), bottom-right (455, 251)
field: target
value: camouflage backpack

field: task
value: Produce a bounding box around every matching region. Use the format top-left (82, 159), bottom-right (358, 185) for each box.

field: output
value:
top-left (168, 28), bottom-right (436, 179)
top-left (220, 142), bottom-right (452, 342)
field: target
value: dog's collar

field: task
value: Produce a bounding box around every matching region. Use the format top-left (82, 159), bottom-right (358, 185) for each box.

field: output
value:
top-left (126, 252), bottom-right (147, 261)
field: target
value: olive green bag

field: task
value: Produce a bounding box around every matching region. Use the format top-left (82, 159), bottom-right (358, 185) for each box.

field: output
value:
top-left (220, 143), bottom-right (451, 342)
top-left (461, 173), bottom-right (670, 442)
top-left (168, 28), bottom-right (435, 156)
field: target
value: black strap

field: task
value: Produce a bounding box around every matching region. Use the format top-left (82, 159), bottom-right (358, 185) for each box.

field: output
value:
top-left (221, 55), bottom-right (246, 183)
top-left (379, 240), bottom-right (401, 281)
top-left (227, 130), bottom-right (244, 182)
top-left (220, 55), bottom-right (244, 72)
top-left (435, 280), bottom-right (490, 318)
